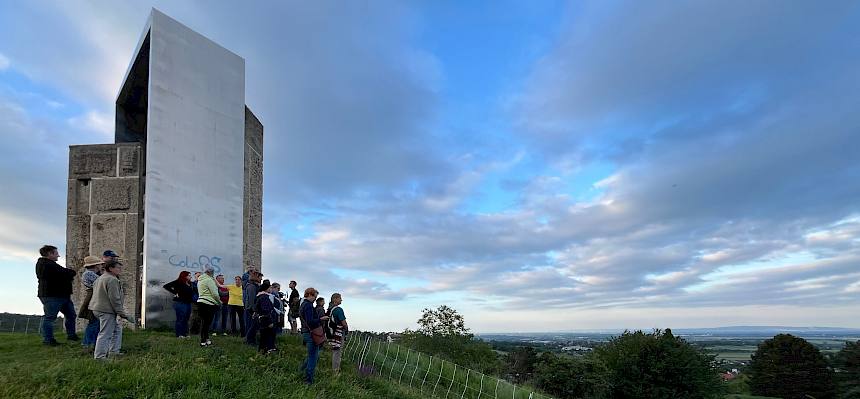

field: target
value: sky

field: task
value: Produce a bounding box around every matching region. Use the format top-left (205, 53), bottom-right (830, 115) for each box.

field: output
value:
top-left (1, 1), bottom-right (859, 333)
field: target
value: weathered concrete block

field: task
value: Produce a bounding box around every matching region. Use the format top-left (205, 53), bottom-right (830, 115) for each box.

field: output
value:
top-left (118, 144), bottom-right (141, 177)
top-left (245, 107), bottom-right (263, 156)
top-left (67, 179), bottom-right (91, 215)
top-left (124, 213), bottom-right (140, 266)
top-left (90, 214), bottom-right (126, 258)
top-left (66, 215), bottom-right (91, 270)
top-left (91, 177), bottom-right (139, 212)
top-left (69, 145), bottom-right (117, 179)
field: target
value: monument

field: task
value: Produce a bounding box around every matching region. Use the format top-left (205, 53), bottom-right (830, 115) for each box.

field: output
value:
top-left (67, 9), bottom-right (263, 328)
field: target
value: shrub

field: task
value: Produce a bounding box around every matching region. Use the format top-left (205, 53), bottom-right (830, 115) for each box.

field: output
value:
top-left (748, 334), bottom-right (836, 399)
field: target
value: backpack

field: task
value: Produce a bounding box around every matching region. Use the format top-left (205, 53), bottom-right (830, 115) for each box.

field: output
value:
top-left (325, 306), bottom-right (342, 339)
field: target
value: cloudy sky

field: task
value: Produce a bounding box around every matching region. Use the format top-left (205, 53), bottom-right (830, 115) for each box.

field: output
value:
top-left (1, 1), bottom-right (859, 332)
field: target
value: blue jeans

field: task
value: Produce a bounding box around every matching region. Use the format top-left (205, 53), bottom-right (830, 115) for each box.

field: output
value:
top-left (82, 317), bottom-right (100, 346)
top-left (173, 301), bottom-right (191, 337)
top-left (211, 304), bottom-right (229, 333)
top-left (300, 332), bottom-right (321, 383)
top-left (39, 297), bottom-right (77, 343)
top-left (244, 310), bottom-right (258, 345)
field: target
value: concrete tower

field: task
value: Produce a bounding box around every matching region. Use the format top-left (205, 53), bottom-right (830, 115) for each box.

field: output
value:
top-left (67, 9), bottom-right (263, 328)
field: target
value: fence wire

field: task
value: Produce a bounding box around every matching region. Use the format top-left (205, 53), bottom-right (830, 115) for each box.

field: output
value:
top-left (342, 332), bottom-right (553, 399)
top-left (0, 315), bottom-right (66, 335)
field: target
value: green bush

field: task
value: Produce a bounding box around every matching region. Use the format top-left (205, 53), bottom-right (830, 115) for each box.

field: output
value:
top-left (590, 329), bottom-right (724, 399)
top-left (748, 334), bottom-right (836, 399)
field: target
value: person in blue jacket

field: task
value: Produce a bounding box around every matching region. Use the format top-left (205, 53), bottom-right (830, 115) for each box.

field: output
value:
top-left (299, 287), bottom-right (329, 384)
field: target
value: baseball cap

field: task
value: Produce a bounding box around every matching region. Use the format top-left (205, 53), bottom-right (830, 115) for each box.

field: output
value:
top-left (103, 250), bottom-right (120, 258)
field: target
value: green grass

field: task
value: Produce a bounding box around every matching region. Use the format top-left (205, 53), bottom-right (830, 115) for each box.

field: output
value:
top-left (0, 331), bottom-right (425, 399)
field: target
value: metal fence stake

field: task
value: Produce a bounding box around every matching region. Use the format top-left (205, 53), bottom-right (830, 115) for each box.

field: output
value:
top-left (494, 379), bottom-right (501, 399)
top-left (421, 355), bottom-right (433, 390)
top-left (432, 359), bottom-right (445, 396)
top-left (446, 364), bottom-right (458, 399)
top-left (389, 345), bottom-right (401, 381)
top-left (409, 352), bottom-right (421, 387)
top-left (478, 373), bottom-right (485, 399)
top-left (461, 369), bottom-right (470, 399)
top-left (398, 349), bottom-right (411, 384)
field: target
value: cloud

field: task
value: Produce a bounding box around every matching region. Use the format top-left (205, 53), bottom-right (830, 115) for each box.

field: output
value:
top-left (0, 52), bottom-right (9, 71)
top-left (67, 110), bottom-right (113, 139)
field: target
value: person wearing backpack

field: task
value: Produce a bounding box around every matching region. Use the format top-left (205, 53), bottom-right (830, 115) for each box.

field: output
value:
top-left (327, 293), bottom-right (349, 375)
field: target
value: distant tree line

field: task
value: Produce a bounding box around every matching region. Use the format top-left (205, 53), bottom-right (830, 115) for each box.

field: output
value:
top-left (400, 306), bottom-right (860, 399)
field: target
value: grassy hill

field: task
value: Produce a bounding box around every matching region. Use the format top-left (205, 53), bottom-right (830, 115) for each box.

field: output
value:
top-left (0, 331), bottom-right (424, 399)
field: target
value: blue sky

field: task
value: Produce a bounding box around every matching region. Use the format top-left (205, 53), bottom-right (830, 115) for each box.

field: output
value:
top-left (1, 1), bottom-right (859, 332)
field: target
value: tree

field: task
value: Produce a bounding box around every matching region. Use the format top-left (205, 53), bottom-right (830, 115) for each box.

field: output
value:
top-left (401, 305), bottom-right (501, 374)
top-left (833, 340), bottom-right (860, 399)
top-left (505, 346), bottom-right (539, 384)
top-left (748, 334), bottom-right (836, 399)
top-left (533, 352), bottom-right (610, 399)
top-left (417, 305), bottom-right (471, 337)
top-left (591, 329), bottom-right (724, 399)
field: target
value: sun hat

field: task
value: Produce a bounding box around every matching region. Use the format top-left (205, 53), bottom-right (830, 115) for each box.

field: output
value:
top-left (83, 255), bottom-right (103, 268)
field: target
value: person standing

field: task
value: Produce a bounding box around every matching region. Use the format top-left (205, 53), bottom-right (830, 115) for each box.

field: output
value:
top-left (315, 297), bottom-right (326, 319)
top-left (35, 244), bottom-right (79, 346)
top-left (243, 271), bottom-right (261, 345)
top-left (327, 293), bottom-right (349, 374)
top-left (255, 281), bottom-right (277, 354)
top-left (271, 283), bottom-right (285, 336)
top-left (211, 274), bottom-right (230, 336)
top-left (288, 280), bottom-right (300, 334)
top-left (189, 271), bottom-right (202, 334)
top-left (162, 271), bottom-right (194, 338)
top-left (299, 287), bottom-right (329, 384)
top-left (90, 261), bottom-right (133, 359)
top-left (227, 276), bottom-right (245, 336)
top-left (196, 265), bottom-right (220, 347)
top-left (78, 255), bottom-right (104, 347)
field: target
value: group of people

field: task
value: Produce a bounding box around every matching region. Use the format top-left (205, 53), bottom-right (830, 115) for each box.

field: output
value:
top-left (35, 245), bottom-right (131, 359)
top-left (34, 244), bottom-right (350, 383)
top-left (161, 266), bottom-right (349, 383)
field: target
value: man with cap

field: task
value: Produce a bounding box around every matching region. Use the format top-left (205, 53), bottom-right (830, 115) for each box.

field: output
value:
top-left (90, 260), bottom-right (134, 359)
top-left (196, 264), bottom-right (221, 347)
top-left (35, 244), bottom-right (79, 345)
top-left (78, 255), bottom-right (104, 347)
top-left (102, 250), bottom-right (121, 265)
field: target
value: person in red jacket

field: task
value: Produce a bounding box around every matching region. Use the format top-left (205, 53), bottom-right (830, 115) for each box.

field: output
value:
top-left (35, 244), bottom-right (79, 346)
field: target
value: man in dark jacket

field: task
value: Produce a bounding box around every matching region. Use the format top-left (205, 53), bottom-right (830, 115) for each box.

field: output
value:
top-left (243, 270), bottom-right (262, 345)
top-left (35, 244), bottom-right (79, 345)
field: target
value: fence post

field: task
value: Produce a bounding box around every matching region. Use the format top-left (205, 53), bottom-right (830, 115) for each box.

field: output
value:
top-left (512, 384), bottom-right (516, 399)
top-left (528, 393), bottom-right (534, 399)
top-left (494, 379), bottom-right (500, 399)
top-left (421, 355), bottom-right (433, 390)
top-left (478, 373), bottom-right (484, 399)
top-left (12, 319), bottom-right (16, 333)
top-left (460, 369), bottom-right (470, 399)
top-left (432, 359), bottom-right (445, 396)
top-left (380, 341), bottom-right (391, 376)
top-left (372, 337), bottom-right (383, 369)
top-left (25, 317), bottom-right (30, 334)
top-left (445, 364), bottom-right (458, 399)
top-left (409, 352), bottom-right (421, 387)
top-left (358, 335), bottom-right (370, 368)
top-left (398, 349), bottom-right (411, 384)
top-left (389, 345), bottom-right (401, 380)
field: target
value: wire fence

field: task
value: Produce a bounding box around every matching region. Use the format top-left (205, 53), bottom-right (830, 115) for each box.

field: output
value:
top-left (342, 332), bottom-right (553, 399)
top-left (0, 315), bottom-right (65, 335)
